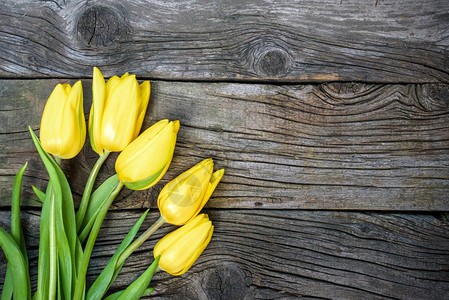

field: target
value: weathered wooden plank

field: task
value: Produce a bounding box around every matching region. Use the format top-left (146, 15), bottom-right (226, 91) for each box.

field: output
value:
top-left (0, 0), bottom-right (448, 82)
top-left (1, 210), bottom-right (448, 299)
top-left (1, 80), bottom-right (449, 210)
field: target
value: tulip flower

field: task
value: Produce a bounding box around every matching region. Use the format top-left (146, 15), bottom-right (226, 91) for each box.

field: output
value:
top-left (115, 119), bottom-right (180, 190)
top-left (158, 158), bottom-right (224, 225)
top-left (76, 68), bottom-right (150, 231)
top-left (110, 160), bottom-right (224, 284)
top-left (114, 158), bottom-right (223, 273)
top-left (89, 67), bottom-right (150, 155)
top-left (40, 81), bottom-right (85, 159)
top-left (154, 214), bottom-right (213, 276)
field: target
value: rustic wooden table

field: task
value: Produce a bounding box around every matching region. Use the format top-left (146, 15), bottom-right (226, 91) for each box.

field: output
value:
top-left (1, 0), bottom-right (449, 299)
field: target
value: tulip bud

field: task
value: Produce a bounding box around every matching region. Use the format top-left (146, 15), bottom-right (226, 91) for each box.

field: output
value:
top-left (115, 119), bottom-right (180, 190)
top-left (158, 159), bottom-right (224, 226)
top-left (40, 81), bottom-right (86, 159)
top-left (89, 67), bottom-right (150, 155)
top-left (154, 214), bottom-right (213, 276)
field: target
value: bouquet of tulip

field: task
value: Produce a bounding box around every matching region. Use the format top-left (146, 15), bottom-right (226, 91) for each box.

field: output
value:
top-left (0, 68), bottom-right (224, 300)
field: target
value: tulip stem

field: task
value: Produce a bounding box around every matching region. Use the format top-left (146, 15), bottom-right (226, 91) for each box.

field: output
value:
top-left (116, 215), bottom-right (166, 267)
top-left (76, 151), bottom-right (110, 232)
top-left (73, 180), bottom-right (124, 300)
top-left (53, 155), bottom-right (62, 166)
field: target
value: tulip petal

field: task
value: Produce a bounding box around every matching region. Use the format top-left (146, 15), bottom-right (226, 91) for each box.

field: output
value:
top-left (176, 225), bottom-right (213, 276)
top-left (188, 168), bottom-right (224, 223)
top-left (115, 119), bottom-right (168, 181)
top-left (158, 161), bottom-right (223, 225)
top-left (59, 81), bottom-right (85, 159)
top-left (40, 84), bottom-right (66, 155)
top-left (154, 214), bottom-right (208, 256)
top-left (154, 215), bottom-right (213, 276)
top-left (62, 84), bottom-right (71, 95)
top-left (104, 75), bottom-right (120, 109)
top-left (74, 81), bottom-right (86, 156)
top-left (115, 120), bottom-right (178, 183)
top-left (106, 76), bottom-right (120, 91)
top-left (160, 158), bottom-right (213, 199)
top-left (132, 81), bottom-right (151, 139)
top-left (40, 81), bottom-right (85, 159)
top-left (157, 158), bottom-right (213, 224)
top-left (200, 169), bottom-right (224, 208)
top-left (101, 75), bottom-right (141, 152)
top-left (90, 67), bottom-right (106, 155)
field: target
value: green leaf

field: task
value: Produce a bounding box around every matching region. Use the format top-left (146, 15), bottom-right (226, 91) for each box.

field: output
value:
top-left (53, 163), bottom-right (77, 272)
top-left (103, 288), bottom-right (154, 300)
top-left (73, 181), bottom-right (124, 300)
top-left (141, 288), bottom-right (155, 297)
top-left (75, 237), bottom-right (84, 275)
top-left (34, 188), bottom-right (51, 300)
top-left (103, 291), bottom-right (122, 300)
top-left (29, 128), bottom-right (76, 254)
top-left (57, 259), bottom-right (63, 300)
top-left (32, 185), bottom-right (46, 202)
top-left (11, 163), bottom-right (29, 270)
top-left (55, 220), bottom-right (73, 300)
top-left (2, 163), bottom-right (29, 300)
top-left (29, 128), bottom-right (76, 300)
top-left (123, 166), bottom-right (165, 190)
top-left (78, 174), bottom-right (120, 243)
top-left (1, 271), bottom-right (13, 300)
top-left (86, 210), bottom-right (150, 300)
top-left (54, 174), bottom-right (76, 300)
top-left (0, 227), bottom-right (30, 300)
top-left (116, 256), bottom-right (160, 300)
top-left (33, 183), bottom-right (52, 299)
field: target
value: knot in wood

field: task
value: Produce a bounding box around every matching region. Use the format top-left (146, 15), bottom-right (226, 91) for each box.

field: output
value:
top-left (251, 40), bottom-right (292, 77)
top-left (202, 263), bottom-right (251, 299)
top-left (417, 84), bottom-right (449, 111)
top-left (77, 6), bottom-right (125, 47)
top-left (323, 82), bottom-right (375, 97)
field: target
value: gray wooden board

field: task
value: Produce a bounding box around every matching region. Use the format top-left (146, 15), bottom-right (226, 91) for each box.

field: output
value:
top-left (0, 0), bottom-right (448, 82)
top-left (1, 79), bottom-right (449, 210)
top-left (0, 210), bottom-right (448, 299)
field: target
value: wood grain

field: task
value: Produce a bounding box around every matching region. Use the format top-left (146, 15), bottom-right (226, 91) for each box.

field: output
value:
top-left (0, 0), bottom-right (448, 82)
top-left (1, 79), bottom-right (449, 210)
top-left (1, 210), bottom-right (448, 299)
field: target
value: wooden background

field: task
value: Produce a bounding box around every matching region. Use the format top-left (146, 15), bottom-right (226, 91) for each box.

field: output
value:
top-left (1, 0), bottom-right (449, 299)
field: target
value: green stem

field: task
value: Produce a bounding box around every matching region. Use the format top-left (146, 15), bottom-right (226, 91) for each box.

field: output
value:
top-left (76, 151), bottom-right (110, 232)
top-left (73, 181), bottom-right (124, 300)
top-left (116, 215), bottom-right (165, 267)
top-left (49, 189), bottom-right (57, 300)
top-left (53, 156), bottom-right (62, 166)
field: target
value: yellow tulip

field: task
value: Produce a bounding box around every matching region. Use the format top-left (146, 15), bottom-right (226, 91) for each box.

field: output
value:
top-left (115, 119), bottom-right (180, 190)
top-left (158, 159), bottom-right (224, 225)
top-left (154, 214), bottom-right (213, 276)
top-left (40, 81), bottom-right (85, 159)
top-left (89, 67), bottom-right (150, 155)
